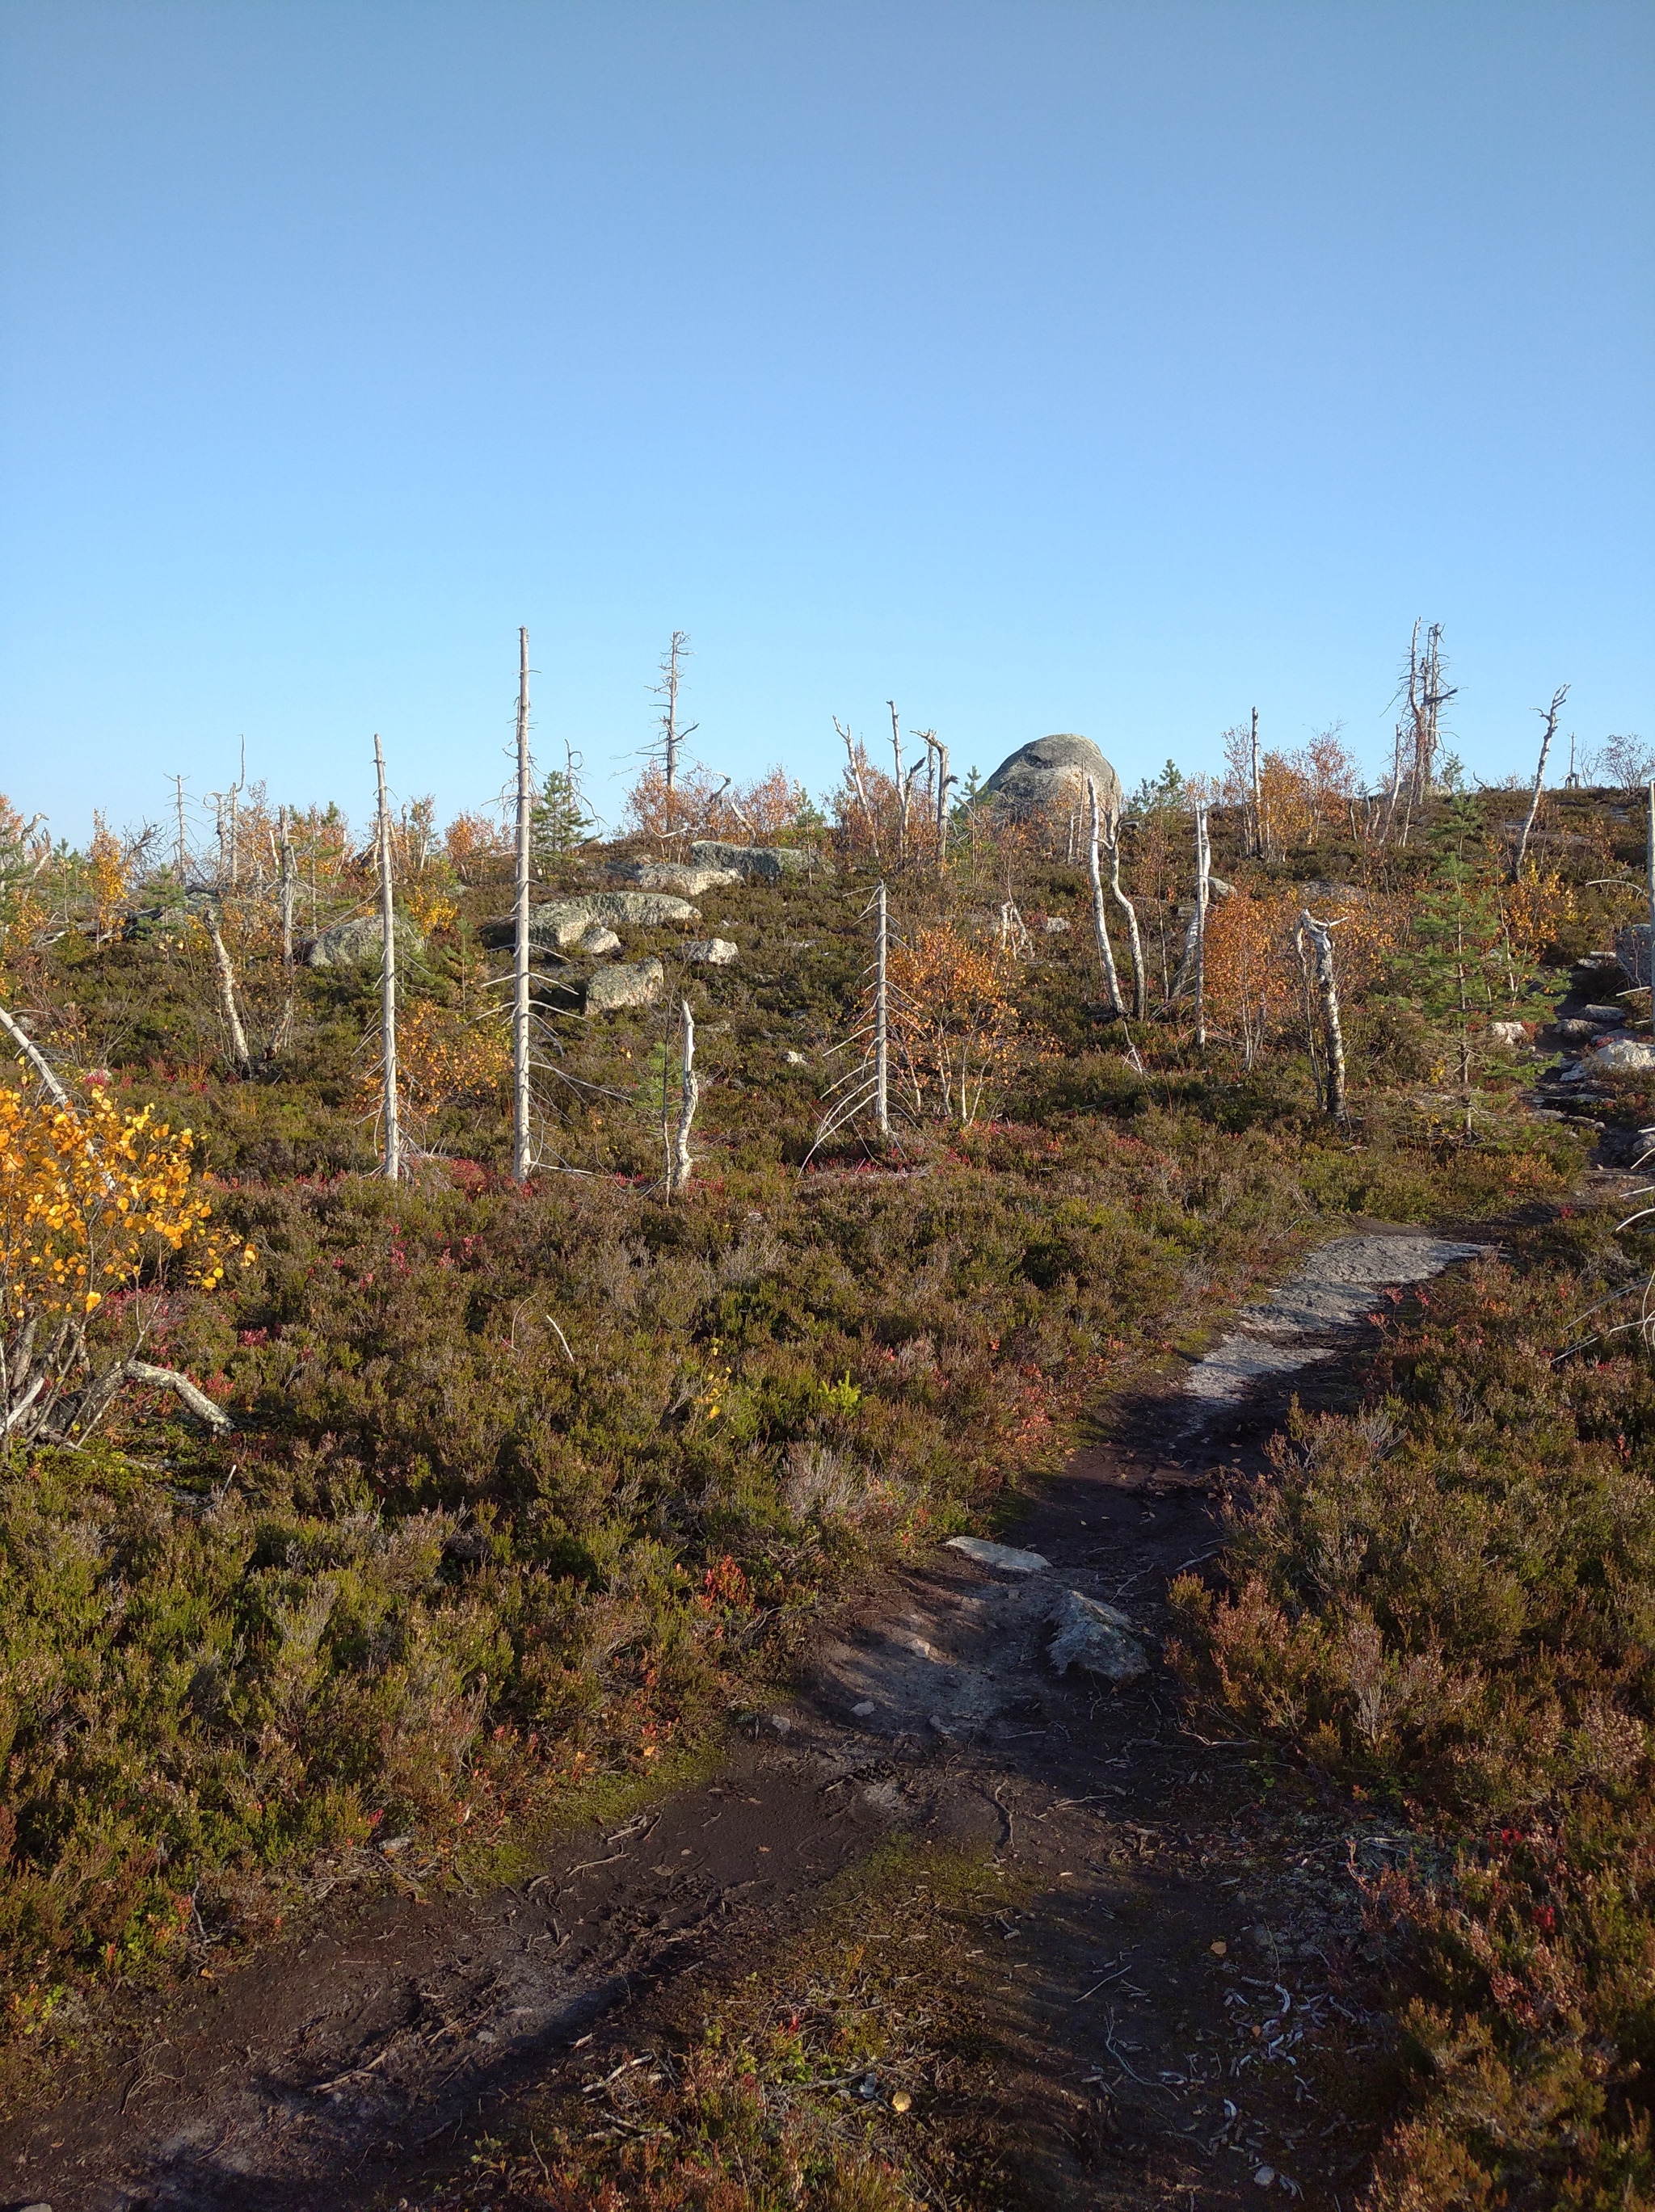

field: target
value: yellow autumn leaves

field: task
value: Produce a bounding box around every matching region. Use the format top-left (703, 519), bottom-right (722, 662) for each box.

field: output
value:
top-left (0, 1080), bottom-right (251, 1322)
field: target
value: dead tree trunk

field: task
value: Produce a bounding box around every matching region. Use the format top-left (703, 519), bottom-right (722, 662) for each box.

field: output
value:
top-left (1193, 802), bottom-right (1211, 1048)
top-left (835, 720), bottom-right (882, 862)
top-left (1085, 776), bottom-right (1126, 1019)
top-left (204, 914), bottom-right (251, 1074)
top-left (278, 807), bottom-right (296, 967)
top-left (1103, 819), bottom-right (1145, 1018)
top-left (1511, 685), bottom-right (1568, 881)
top-left (0, 1004), bottom-right (69, 1104)
top-left (512, 627), bottom-right (533, 1182)
top-left (1297, 912), bottom-right (1347, 1120)
top-left (935, 742), bottom-right (951, 868)
top-left (874, 881), bottom-right (890, 1138)
top-left (1249, 706), bottom-right (1262, 859)
top-left (670, 998), bottom-right (698, 1195)
top-left (373, 734), bottom-right (401, 1181)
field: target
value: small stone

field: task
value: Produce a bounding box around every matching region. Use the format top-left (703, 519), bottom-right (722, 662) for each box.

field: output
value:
top-left (784, 1049), bottom-right (809, 1066)
top-left (1489, 1019), bottom-right (1528, 1046)
top-left (852, 1700), bottom-right (876, 1718)
top-left (685, 937), bottom-right (738, 965)
top-left (579, 925), bottom-right (621, 955)
top-left (1581, 1003), bottom-right (1627, 1025)
top-left (1253, 2168), bottom-right (1276, 2189)
top-left (857, 2072), bottom-right (879, 2098)
top-left (768, 1711), bottom-right (790, 1735)
top-left (1047, 1588), bottom-right (1149, 1682)
top-left (946, 1536), bottom-right (1051, 1574)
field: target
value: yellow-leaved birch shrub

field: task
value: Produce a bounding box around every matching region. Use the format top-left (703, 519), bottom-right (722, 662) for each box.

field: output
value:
top-left (0, 1079), bottom-right (251, 1443)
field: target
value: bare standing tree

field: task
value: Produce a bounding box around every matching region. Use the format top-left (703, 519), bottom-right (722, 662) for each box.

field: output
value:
top-left (512, 628), bottom-right (533, 1183)
top-left (874, 881), bottom-right (890, 1137)
top-left (1296, 911), bottom-right (1347, 1120)
top-left (373, 734), bottom-right (401, 1182)
top-left (1512, 686), bottom-right (1569, 881)
top-left (1102, 814), bottom-right (1145, 1018)
top-left (1193, 801), bottom-right (1212, 1048)
top-left (835, 718), bottom-right (882, 861)
top-left (1084, 776), bottom-right (1126, 1020)
top-left (670, 999), bottom-right (699, 1195)
top-left (204, 910), bottom-right (251, 1074)
top-left (651, 631), bottom-right (697, 836)
top-left (1249, 707), bottom-right (1262, 859)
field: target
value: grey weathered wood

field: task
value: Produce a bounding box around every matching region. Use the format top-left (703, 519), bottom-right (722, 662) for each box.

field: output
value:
top-left (513, 626), bottom-right (533, 1182)
top-left (1085, 776), bottom-right (1126, 1020)
top-left (373, 734), bottom-right (401, 1181)
top-left (0, 1003), bottom-right (69, 1105)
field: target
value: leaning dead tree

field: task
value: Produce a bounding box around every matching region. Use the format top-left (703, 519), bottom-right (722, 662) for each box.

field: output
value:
top-left (1296, 911), bottom-right (1347, 1120)
top-left (204, 910), bottom-right (251, 1074)
top-left (373, 734), bottom-right (401, 1181)
top-left (835, 719), bottom-right (882, 862)
top-left (1511, 685), bottom-right (1569, 881)
top-left (1084, 776), bottom-right (1127, 1020)
top-left (1102, 812), bottom-right (1146, 1019)
top-left (512, 627), bottom-right (534, 1182)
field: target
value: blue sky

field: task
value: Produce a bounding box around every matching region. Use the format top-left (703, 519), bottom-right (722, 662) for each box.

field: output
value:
top-left (2, 1), bottom-right (1649, 843)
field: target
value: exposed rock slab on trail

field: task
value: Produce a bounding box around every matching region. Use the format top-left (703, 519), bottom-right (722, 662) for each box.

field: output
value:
top-left (1181, 1231), bottom-right (1490, 1408)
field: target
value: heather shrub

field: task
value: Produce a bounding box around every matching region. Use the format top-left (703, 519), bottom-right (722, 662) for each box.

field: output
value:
top-left (1171, 1243), bottom-right (1655, 2204)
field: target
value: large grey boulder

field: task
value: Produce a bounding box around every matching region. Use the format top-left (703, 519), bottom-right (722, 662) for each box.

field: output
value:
top-left (981, 735), bottom-right (1122, 819)
top-left (305, 915), bottom-right (425, 969)
top-left (584, 957), bottom-right (665, 1013)
top-left (689, 841), bottom-right (819, 882)
top-left (480, 893), bottom-right (699, 953)
top-left (612, 860), bottom-right (743, 897)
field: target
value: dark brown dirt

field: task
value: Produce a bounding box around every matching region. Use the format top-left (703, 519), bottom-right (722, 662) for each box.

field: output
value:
top-left (6, 1241), bottom-right (1484, 2212)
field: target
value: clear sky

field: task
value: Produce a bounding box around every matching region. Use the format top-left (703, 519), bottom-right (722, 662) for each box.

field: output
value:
top-left (2, 1), bottom-right (1649, 844)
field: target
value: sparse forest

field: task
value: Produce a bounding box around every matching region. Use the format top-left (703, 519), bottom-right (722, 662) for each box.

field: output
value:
top-left (4, 635), bottom-right (1655, 2210)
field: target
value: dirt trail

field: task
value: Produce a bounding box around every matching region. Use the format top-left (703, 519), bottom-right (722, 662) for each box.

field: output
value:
top-left (8, 1228), bottom-right (1497, 2212)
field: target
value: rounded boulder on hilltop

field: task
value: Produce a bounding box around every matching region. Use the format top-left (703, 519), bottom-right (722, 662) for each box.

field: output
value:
top-left (981, 734), bottom-right (1122, 818)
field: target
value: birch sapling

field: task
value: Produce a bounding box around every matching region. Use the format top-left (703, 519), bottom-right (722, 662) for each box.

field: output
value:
top-left (512, 627), bottom-right (533, 1182)
top-left (373, 734), bottom-right (401, 1181)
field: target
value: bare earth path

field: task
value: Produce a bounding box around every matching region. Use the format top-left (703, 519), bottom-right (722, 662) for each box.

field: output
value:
top-left (6, 1228), bottom-right (1502, 2212)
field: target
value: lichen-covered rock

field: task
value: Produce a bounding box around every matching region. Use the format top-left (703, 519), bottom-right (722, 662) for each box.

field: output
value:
top-left (579, 925), bottom-right (622, 955)
top-left (584, 957), bottom-right (665, 1013)
top-left (612, 861), bottom-right (742, 897)
top-left (479, 894), bottom-right (699, 952)
top-left (685, 938), bottom-right (738, 965)
top-left (689, 841), bottom-right (819, 882)
top-left (1047, 1589), bottom-right (1148, 1682)
top-left (981, 735), bottom-right (1122, 819)
top-left (1594, 1036), bottom-right (1655, 1071)
top-left (304, 915), bottom-right (426, 969)
top-left (946, 1536), bottom-right (1050, 1575)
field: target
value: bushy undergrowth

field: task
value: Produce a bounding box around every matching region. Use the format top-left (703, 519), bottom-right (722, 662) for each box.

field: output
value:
top-left (0, 819), bottom-right (1594, 2114)
top-left (1172, 1230), bottom-right (1655, 2206)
